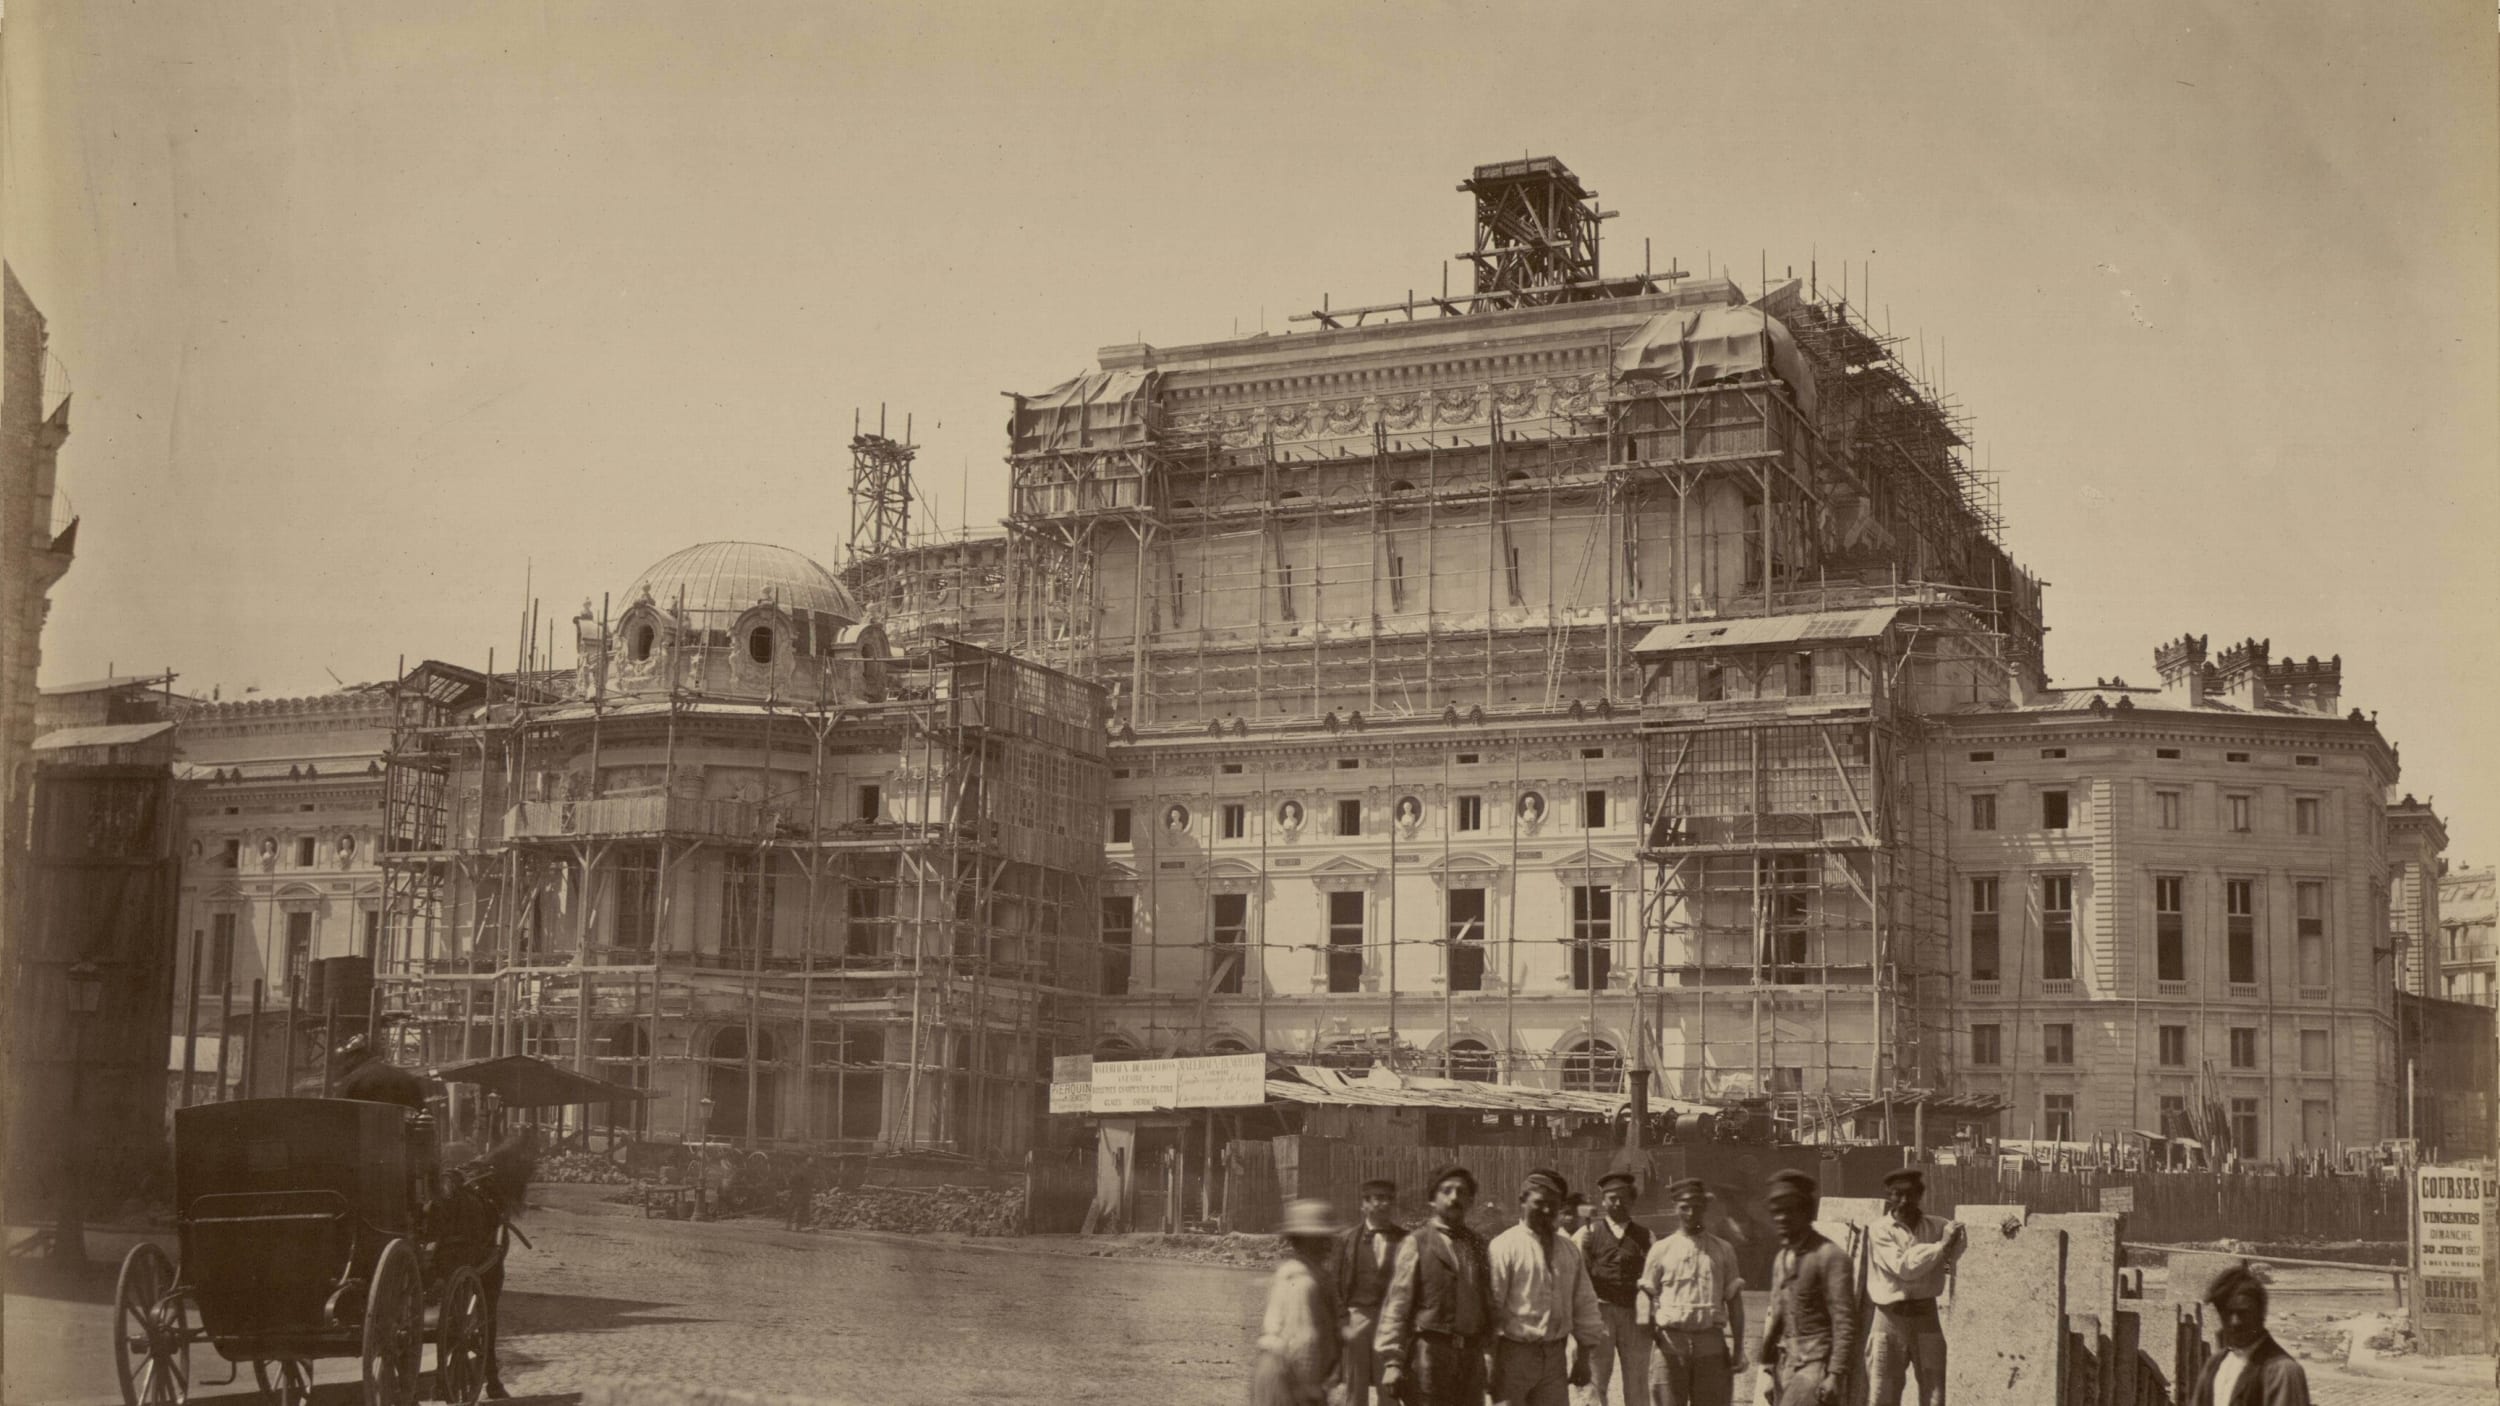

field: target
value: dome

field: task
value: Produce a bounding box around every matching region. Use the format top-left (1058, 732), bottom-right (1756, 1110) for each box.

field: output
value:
top-left (623, 541), bottom-right (859, 623)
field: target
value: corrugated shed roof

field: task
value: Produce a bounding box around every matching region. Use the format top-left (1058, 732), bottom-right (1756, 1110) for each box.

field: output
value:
top-left (33, 721), bottom-right (176, 750)
top-left (1267, 1065), bottom-right (1715, 1118)
top-left (1630, 608), bottom-right (1900, 656)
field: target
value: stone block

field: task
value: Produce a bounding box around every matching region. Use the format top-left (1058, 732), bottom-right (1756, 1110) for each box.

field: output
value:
top-left (2110, 1306), bottom-right (2141, 1406)
top-left (2066, 1314), bottom-right (2103, 1406)
top-left (1943, 1221), bottom-right (2066, 1406)
top-left (2032, 1212), bottom-right (2121, 1330)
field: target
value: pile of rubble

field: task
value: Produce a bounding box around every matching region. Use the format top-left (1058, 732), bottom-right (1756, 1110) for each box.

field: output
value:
top-left (535, 1151), bottom-right (637, 1185)
top-left (804, 1185), bottom-right (1025, 1236)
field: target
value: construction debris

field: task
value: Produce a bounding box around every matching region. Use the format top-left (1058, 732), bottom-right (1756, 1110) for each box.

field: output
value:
top-left (803, 1185), bottom-right (1026, 1237)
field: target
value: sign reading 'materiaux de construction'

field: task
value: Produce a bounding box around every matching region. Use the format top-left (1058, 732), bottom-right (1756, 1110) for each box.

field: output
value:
top-left (1053, 1052), bottom-right (1266, 1115)
top-left (2412, 1163), bottom-right (2493, 1355)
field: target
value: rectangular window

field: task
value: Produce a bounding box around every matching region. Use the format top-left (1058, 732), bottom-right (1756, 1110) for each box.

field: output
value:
top-left (1336, 799), bottom-right (1363, 837)
top-left (1446, 887), bottom-right (1487, 992)
top-left (2156, 876), bottom-right (2186, 983)
top-left (2229, 1026), bottom-right (2258, 1068)
top-left (722, 852), bottom-right (776, 956)
top-left (2228, 794), bottom-right (2251, 833)
top-left (1220, 804), bottom-right (1247, 840)
top-left (845, 885), bottom-right (887, 957)
top-left (2043, 1022), bottom-right (2075, 1065)
top-left (295, 836), bottom-right (318, 867)
top-left (1970, 793), bottom-right (1997, 831)
top-left (1326, 891), bottom-right (1365, 993)
top-left (2043, 1094), bottom-right (2076, 1143)
top-left (1969, 751), bottom-right (1995, 762)
top-left (285, 911), bottom-right (314, 1001)
top-left (1101, 896), bottom-right (1133, 996)
top-left (1456, 795), bottom-right (1484, 832)
top-left (220, 838), bottom-right (241, 869)
top-left (2227, 879), bottom-right (2256, 984)
top-left (614, 847), bottom-right (660, 951)
top-left (1571, 885), bottom-right (1613, 991)
top-left (1970, 1023), bottom-right (2002, 1066)
top-left (210, 912), bottom-right (236, 990)
top-left (2041, 874), bottom-right (2075, 982)
top-left (2229, 1098), bottom-right (2260, 1156)
top-left (1969, 877), bottom-right (2001, 981)
top-left (2159, 1094), bottom-right (2190, 1138)
top-left (857, 783), bottom-right (882, 823)
top-left (1582, 790), bottom-right (1607, 829)
top-left (1455, 753), bottom-right (1480, 765)
top-left (1580, 747), bottom-right (1605, 760)
top-left (1336, 758), bottom-right (1361, 770)
top-left (2298, 1029), bottom-right (2329, 1073)
top-left (2295, 880), bottom-right (2327, 988)
top-left (1698, 663), bottom-right (1724, 702)
top-left (2041, 790), bottom-right (2069, 830)
top-left (1210, 893), bottom-right (1247, 994)
top-left (2294, 797), bottom-right (2320, 835)
top-left (361, 908), bottom-right (381, 962)
top-left (1221, 763), bottom-right (1243, 775)
top-left (1790, 652), bottom-right (1815, 697)
top-left (2226, 751), bottom-right (2249, 764)
top-left (1109, 807), bottom-right (1132, 844)
top-left (2294, 754), bottom-right (2319, 768)
top-left (2157, 790), bottom-right (2182, 830)
top-left (2159, 1024), bottom-right (2188, 1067)
top-left (1763, 854), bottom-right (1811, 977)
top-left (2156, 747), bottom-right (2181, 760)
top-left (2040, 747), bottom-right (2067, 760)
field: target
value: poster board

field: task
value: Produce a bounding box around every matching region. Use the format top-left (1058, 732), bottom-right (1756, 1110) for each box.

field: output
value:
top-left (1054, 1051), bottom-right (1266, 1114)
top-left (2412, 1163), bottom-right (2493, 1356)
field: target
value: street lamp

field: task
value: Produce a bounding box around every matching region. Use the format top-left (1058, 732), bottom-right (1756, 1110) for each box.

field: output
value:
top-left (53, 961), bottom-right (104, 1264)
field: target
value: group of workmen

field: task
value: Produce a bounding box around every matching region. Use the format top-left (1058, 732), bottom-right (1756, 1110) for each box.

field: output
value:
top-left (1252, 1161), bottom-right (2312, 1406)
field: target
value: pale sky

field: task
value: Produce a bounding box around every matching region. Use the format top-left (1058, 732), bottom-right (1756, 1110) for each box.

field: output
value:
top-left (5, 1), bottom-right (2495, 858)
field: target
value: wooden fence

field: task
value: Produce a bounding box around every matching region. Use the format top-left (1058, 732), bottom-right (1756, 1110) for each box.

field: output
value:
top-left (1917, 1160), bottom-right (2408, 1246)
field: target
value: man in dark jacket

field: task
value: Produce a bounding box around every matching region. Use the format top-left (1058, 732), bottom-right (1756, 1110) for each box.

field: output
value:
top-left (2189, 1264), bottom-right (2310, 1406)
top-left (1376, 1166), bottom-right (1494, 1406)
top-left (1335, 1178), bottom-right (1408, 1406)
top-left (1757, 1171), bottom-right (1858, 1406)
top-left (1572, 1170), bottom-right (1653, 1406)
top-left (333, 1036), bottom-right (428, 1111)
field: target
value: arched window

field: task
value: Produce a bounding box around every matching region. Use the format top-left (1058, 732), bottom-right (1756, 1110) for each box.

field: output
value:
top-left (1560, 1038), bottom-right (1621, 1093)
top-left (1279, 490), bottom-right (1305, 502)
top-left (1093, 1037), bottom-right (1142, 1062)
top-left (1388, 480), bottom-right (1416, 495)
top-left (1445, 1039), bottom-right (1497, 1082)
top-left (747, 626), bottom-right (776, 665)
top-left (1207, 1037), bottom-right (1254, 1055)
top-left (630, 623), bottom-right (656, 661)
top-left (1504, 470), bottom-right (1530, 485)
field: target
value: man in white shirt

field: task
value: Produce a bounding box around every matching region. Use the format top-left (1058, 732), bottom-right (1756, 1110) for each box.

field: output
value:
top-left (1637, 1178), bottom-right (1744, 1406)
top-left (1864, 1167), bottom-right (1964, 1406)
top-left (1487, 1168), bottom-right (1610, 1406)
top-left (2189, 1263), bottom-right (2310, 1406)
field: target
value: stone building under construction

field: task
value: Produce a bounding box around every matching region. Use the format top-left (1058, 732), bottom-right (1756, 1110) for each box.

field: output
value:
top-left (374, 542), bottom-right (1105, 1159)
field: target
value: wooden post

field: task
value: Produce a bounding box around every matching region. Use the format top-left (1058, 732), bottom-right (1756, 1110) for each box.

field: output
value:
top-left (213, 974), bottom-right (235, 1102)
top-left (245, 980), bottom-right (264, 1099)
top-left (179, 935), bottom-right (204, 1107)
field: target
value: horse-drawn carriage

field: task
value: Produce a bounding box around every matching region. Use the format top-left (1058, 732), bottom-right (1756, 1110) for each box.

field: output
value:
top-left (111, 1097), bottom-right (520, 1406)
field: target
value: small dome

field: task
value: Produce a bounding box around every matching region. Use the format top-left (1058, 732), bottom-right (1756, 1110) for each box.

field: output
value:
top-left (623, 541), bottom-right (858, 623)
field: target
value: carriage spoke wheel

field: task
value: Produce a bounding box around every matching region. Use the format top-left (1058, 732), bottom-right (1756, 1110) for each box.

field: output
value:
top-left (113, 1242), bottom-right (191, 1405)
top-left (435, 1268), bottom-right (490, 1406)
top-left (252, 1360), bottom-right (313, 1406)
top-left (362, 1240), bottom-right (424, 1406)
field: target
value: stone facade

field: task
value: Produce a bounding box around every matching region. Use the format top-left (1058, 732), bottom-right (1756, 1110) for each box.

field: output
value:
top-left (2434, 863), bottom-right (2495, 1006)
top-left (2, 265), bottom-right (77, 1012)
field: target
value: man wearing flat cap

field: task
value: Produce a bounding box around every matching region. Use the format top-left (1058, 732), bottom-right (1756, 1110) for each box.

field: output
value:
top-left (1571, 1171), bottom-right (1652, 1406)
top-left (1487, 1169), bottom-right (1610, 1405)
top-left (1639, 1177), bottom-right (1744, 1406)
top-left (1377, 1166), bottom-right (1496, 1406)
top-left (1334, 1178), bottom-right (1407, 1406)
top-left (1865, 1167), bottom-right (1965, 1406)
top-left (1757, 1171), bottom-right (1858, 1406)
top-left (2188, 1264), bottom-right (2310, 1406)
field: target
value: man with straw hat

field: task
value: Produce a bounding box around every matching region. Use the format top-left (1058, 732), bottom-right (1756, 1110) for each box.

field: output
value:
top-left (1487, 1168), bottom-right (1609, 1406)
top-left (1255, 1198), bottom-right (1347, 1406)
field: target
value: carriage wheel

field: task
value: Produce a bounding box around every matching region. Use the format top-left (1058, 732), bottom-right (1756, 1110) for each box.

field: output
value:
top-left (252, 1360), bottom-right (313, 1406)
top-left (112, 1242), bottom-right (191, 1405)
top-left (361, 1240), bottom-right (424, 1406)
top-left (434, 1267), bottom-right (490, 1406)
